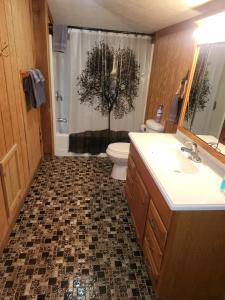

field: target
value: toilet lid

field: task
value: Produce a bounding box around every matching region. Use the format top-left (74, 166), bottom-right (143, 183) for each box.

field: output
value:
top-left (108, 143), bottom-right (130, 155)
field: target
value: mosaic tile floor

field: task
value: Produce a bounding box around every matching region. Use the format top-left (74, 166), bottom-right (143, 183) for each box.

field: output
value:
top-left (0, 157), bottom-right (154, 300)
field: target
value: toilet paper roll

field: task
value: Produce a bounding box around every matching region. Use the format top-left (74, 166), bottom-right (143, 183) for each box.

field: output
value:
top-left (140, 124), bottom-right (147, 132)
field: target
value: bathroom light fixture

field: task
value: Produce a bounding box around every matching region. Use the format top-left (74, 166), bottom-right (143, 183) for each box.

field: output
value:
top-left (193, 11), bottom-right (225, 44)
top-left (186, 0), bottom-right (209, 7)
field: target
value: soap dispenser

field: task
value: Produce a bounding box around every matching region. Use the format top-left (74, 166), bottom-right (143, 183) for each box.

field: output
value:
top-left (155, 104), bottom-right (163, 123)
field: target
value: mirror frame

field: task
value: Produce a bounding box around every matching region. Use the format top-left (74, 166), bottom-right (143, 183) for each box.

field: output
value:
top-left (178, 45), bottom-right (225, 164)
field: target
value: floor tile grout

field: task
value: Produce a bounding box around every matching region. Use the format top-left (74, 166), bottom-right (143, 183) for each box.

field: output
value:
top-left (0, 157), bottom-right (154, 300)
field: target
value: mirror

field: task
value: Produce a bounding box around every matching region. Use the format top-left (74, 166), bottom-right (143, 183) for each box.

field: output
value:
top-left (183, 42), bottom-right (225, 156)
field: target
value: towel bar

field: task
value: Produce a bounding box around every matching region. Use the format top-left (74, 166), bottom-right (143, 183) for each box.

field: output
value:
top-left (56, 118), bottom-right (67, 123)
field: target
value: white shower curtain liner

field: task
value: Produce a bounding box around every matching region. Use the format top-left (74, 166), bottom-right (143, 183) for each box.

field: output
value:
top-left (53, 29), bottom-right (153, 134)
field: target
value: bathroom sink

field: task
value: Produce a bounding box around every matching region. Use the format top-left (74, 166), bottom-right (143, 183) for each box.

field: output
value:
top-left (129, 132), bottom-right (225, 210)
top-left (149, 147), bottom-right (199, 174)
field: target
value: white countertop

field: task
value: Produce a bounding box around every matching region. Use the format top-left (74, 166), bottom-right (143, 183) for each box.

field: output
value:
top-left (129, 132), bottom-right (225, 211)
top-left (197, 134), bottom-right (225, 156)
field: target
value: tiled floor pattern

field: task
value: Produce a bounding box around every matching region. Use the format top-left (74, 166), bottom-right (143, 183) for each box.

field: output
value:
top-left (0, 157), bottom-right (154, 299)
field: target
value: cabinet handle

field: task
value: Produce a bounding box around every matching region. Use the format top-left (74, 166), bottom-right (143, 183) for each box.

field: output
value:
top-left (150, 218), bottom-right (156, 230)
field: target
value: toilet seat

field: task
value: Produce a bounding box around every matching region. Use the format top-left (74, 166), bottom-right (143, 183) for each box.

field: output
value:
top-left (107, 143), bottom-right (130, 158)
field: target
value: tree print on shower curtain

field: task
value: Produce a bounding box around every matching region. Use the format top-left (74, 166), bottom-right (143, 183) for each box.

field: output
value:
top-left (185, 45), bottom-right (211, 128)
top-left (77, 41), bottom-right (140, 139)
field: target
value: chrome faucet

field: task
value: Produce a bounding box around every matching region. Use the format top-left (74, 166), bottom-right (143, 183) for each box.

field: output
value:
top-left (181, 141), bottom-right (201, 163)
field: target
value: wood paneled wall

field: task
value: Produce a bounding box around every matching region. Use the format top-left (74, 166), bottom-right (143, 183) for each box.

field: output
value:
top-left (145, 22), bottom-right (196, 125)
top-left (0, 0), bottom-right (43, 251)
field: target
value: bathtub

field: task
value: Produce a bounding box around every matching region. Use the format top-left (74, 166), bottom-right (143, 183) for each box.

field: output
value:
top-left (54, 133), bottom-right (71, 156)
top-left (50, 35), bottom-right (107, 158)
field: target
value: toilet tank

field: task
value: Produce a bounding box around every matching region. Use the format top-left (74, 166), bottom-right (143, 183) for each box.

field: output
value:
top-left (146, 119), bottom-right (164, 133)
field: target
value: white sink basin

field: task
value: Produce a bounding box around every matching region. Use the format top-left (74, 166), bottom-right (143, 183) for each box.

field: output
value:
top-left (149, 147), bottom-right (199, 174)
top-left (129, 132), bottom-right (225, 210)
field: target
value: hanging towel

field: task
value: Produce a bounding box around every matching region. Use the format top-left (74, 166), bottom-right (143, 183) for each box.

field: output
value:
top-left (23, 69), bottom-right (46, 108)
top-left (23, 74), bottom-right (35, 109)
top-left (53, 24), bottom-right (68, 53)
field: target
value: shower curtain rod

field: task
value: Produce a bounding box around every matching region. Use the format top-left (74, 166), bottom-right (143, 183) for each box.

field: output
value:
top-left (48, 24), bottom-right (152, 37)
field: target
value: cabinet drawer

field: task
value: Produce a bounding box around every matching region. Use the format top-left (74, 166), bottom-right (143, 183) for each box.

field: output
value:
top-left (126, 153), bottom-right (150, 246)
top-left (148, 201), bottom-right (167, 251)
top-left (145, 219), bottom-right (163, 272)
top-left (143, 237), bottom-right (159, 285)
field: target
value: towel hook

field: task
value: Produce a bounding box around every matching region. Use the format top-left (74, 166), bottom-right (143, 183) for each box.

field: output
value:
top-left (0, 42), bottom-right (9, 57)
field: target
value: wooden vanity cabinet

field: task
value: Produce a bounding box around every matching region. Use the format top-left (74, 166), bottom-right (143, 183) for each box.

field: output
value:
top-left (125, 154), bottom-right (149, 245)
top-left (125, 143), bottom-right (225, 300)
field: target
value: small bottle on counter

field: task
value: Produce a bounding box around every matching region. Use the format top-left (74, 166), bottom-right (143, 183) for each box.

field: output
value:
top-left (155, 104), bottom-right (163, 123)
top-left (220, 176), bottom-right (225, 195)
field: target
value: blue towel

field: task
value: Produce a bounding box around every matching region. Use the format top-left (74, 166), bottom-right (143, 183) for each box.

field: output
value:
top-left (28, 69), bottom-right (46, 108)
top-left (53, 24), bottom-right (68, 53)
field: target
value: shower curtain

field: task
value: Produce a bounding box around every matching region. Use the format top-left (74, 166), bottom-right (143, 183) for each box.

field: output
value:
top-left (53, 29), bottom-right (153, 152)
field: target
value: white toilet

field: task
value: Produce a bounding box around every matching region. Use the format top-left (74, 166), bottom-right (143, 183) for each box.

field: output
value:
top-left (106, 120), bottom-right (165, 180)
top-left (106, 142), bottom-right (130, 180)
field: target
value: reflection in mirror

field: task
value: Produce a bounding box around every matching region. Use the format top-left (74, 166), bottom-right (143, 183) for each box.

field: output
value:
top-left (183, 43), bottom-right (225, 155)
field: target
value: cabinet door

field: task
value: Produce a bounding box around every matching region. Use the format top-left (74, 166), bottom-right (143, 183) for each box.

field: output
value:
top-left (125, 171), bottom-right (134, 211)
top-left (0, 182), bottom-right (8, 249)
top-left (3, 0), bottom-right (42, 176)
top-left (132, 169), bottom-right (149, 244)
top-left (125, 155), bottom-right (136, 211)
top-left (0, 145), bottom-right (22, 219)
